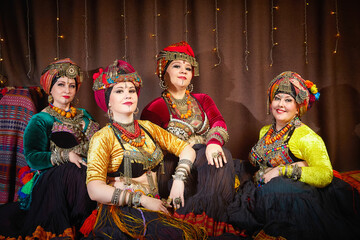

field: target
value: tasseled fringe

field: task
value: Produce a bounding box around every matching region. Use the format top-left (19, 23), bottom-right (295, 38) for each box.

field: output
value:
top-left (110, 205), bottom-right (145, 239)
top-left (80, 209), bottom-right (98, 237)
top-left (93, 204), bottom-right (207, 240)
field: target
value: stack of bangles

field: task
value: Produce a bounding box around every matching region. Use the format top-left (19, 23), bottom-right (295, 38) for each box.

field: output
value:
top-left (279, 164), bottom-right (302, 181)
top-left (111, 188), bottom-right (143, 208)
top-left (51, 147), bottom-right (71, 165)
top-left (172, 159), bottom-right (193, 182)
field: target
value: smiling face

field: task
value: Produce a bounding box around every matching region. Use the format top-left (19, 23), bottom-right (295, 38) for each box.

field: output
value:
top-left (270, 93), bottom-right (299, 130)
top-left (50, 76), bottom-right (76, 109)
top-left (164, 60), bottom-right (193, 92)
top-left (108, 81), bottom-right (138, 122)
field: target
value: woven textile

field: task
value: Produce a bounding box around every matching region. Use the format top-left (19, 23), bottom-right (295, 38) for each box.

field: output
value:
top-left (0, 89), bottom-right (36, 204)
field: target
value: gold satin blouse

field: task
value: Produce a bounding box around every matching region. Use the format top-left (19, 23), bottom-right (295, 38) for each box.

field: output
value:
top-left (86, 120), bottom-right (188, 184)
top-left (259, 124), bottom-right (333, 187)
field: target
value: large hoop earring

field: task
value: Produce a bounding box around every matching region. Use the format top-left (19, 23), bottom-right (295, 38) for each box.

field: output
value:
top-left (48, 95), bottom-right (53, 104)
top-left (159, 79), bottom-right (167, 90)
top-left (186, 83), bottom-right (194, 92)
top-left (134, 107), bottom-right (139, 115)
top-left (107, 108), bottom-right (113, 120)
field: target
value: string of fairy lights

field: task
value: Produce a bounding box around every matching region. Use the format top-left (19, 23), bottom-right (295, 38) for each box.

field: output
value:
top-left (26, 0), bottom-right (31, 78)
top-left (332, 0), bottom-right (340, 54)
top-left (84, 0), bottom-right (89, 76)
top-left (120, 0), bottom-right (128, 62)
top-left (304, 0), bottom-right (309, 64)
top-left (244, 0), bottom-right (249, 71)
top-left (213, 0), bottom-right (221, 68)
top-left (269, 0), bottom-right (279, 67)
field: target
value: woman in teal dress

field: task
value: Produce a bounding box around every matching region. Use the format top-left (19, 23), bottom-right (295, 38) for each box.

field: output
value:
top-left (0, 58), bottom-right (99, 239)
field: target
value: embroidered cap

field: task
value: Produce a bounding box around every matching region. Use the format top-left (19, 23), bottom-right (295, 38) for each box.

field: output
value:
top-left (40, 58), bottom-right (82, 94)
top-left (267, 71), bottom-right (320, 117)
top-left (156, 41), bottom-right (199, 79)
top-left (92, 60), bottom-right (142, 112)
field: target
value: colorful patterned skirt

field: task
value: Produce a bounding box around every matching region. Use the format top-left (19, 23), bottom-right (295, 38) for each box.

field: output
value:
top-left (0, 163), bottom-right (97, 239)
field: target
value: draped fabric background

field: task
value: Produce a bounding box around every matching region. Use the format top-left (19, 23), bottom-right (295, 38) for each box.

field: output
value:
top-left (0, 0), bottom-right (359, 172)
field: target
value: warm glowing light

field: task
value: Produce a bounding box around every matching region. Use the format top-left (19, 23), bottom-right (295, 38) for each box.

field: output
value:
top-left (274, 6), bottom-right (279, 10)
top-left (273, 27), bottom-right (277, 30)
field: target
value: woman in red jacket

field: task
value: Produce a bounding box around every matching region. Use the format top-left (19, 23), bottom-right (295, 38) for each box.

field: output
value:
top-left (141, 41), bottom-right (239, 237)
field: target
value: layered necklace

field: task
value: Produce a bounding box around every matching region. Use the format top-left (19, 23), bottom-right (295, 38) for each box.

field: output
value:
top-left (112, 120), bottom-right (146, 147)
top-left (163, 90), bottom-right (192, 119)
top-left (264, 121), bottom-right (293, 145)
top-left (49, 103), bottom-right (77, 119)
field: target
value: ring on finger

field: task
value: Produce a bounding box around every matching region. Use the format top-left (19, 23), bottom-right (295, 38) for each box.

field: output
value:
top-left (174, 197), bottom-right (181, 205)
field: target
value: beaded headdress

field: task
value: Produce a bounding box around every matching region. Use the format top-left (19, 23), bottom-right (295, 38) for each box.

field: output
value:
top-left (267, 71), bottom-right (320, 117)
top-left (92, 60), bottom-right (142, 112)
top-left (40, 58), bottom-right (82, 94)
top-left (156, 41), bottom-right (199, 79)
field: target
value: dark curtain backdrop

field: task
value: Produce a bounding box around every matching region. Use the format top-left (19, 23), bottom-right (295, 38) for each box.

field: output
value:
top-left (0, 0), bottom-right (359, 171)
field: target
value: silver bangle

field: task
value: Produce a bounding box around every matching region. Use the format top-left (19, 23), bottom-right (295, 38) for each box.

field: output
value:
top-left (178, 159), bottom-right (193, 169)
top-left (111, 188), bottom-right (122, 205)
top-left (132, 192), bottom-right (142, 208)
top-left (172, 172), bottom-right (187, 181)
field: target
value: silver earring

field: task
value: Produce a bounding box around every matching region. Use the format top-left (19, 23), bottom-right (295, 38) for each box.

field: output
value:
top-left (186, 83), bottom-right (194, 92)
top-left (159, 79), bottom-right (167, 90)
top-left (107, 108), bottom-right (113, 120)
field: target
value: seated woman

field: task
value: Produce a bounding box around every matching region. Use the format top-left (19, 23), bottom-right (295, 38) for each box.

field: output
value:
top-left (141, 41), bottom-right (238, 237)
top-left (228, 71), bottom-right (360, 239)
top-left (0, 58), bottom-right (99, 239)
top-left (84, 60), bottom-right (207, 239)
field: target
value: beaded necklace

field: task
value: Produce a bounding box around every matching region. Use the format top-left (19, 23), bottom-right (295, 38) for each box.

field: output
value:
top-left (265, 122), bottom-right (293, 145)
top-left (112, 120), bottom-right (146, 147)
top-left (49, 103), bottom-right (77, 119)
top-left (164, 90), bottom-right (192, 119)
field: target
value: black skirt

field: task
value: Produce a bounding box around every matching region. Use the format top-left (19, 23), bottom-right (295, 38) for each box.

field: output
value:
top-left (158, 144), bottom-right (239, 237)
top-left (228, 171), bottom-right (360, 240)
top-left (0, 163), bottom-right (97, 239)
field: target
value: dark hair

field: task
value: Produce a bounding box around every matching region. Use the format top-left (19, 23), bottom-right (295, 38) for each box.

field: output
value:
top-left (105, 86), bottom-right (114, 109)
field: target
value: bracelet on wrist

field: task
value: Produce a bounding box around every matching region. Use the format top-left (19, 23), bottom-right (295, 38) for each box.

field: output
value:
top-left (132, 191), bottom-right (142, 208)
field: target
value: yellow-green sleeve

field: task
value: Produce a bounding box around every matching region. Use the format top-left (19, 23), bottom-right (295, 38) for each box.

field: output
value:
top-left (289, 125), bottom-right (333, 187)
top-left (139, 120), bottom-right (189, 156)
top-left (259, 125), bottom-right (271, 139)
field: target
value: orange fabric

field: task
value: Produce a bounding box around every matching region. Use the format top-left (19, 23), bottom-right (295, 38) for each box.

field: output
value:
top-left (173, 211), bottom-right (247, 237)
top-left (0, 226), bottom-right (75, 240)
top-left (340, 170), bottom-right (360, 193)
top-left (253, 230), bottom-right (287, 240)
